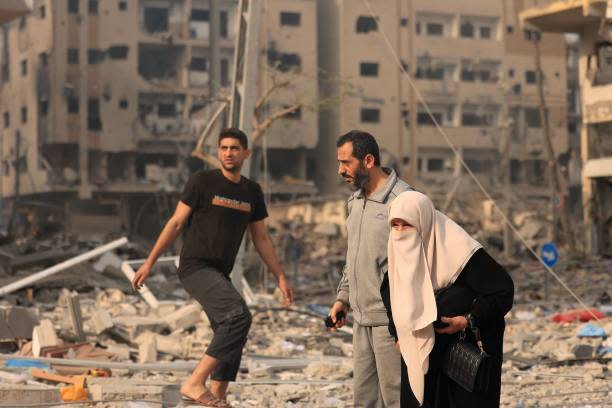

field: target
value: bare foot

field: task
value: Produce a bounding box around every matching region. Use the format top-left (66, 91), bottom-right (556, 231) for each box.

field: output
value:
top-left (180, 381), bottom-right (208, 401)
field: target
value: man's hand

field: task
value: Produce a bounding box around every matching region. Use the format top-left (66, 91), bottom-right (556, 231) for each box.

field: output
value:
top-left (132, 263), bottom-right (152, 291)
top-left (328, 300), bottom-right (349, 331)
top-left (277, 275), bottom-right (294, 307)
top-left (434, 315), bottom-right (468, 335)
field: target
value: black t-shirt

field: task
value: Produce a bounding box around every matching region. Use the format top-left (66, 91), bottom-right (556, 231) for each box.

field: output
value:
top-left (179, 169), bottom-right (268, 276)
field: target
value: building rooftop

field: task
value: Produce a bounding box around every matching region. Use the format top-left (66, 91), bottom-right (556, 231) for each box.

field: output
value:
top-left (519, 0), bottom-right (607, 32)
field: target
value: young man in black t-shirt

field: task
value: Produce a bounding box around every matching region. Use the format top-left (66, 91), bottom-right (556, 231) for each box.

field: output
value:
top-left (132, 128), bottom-right (293, 407)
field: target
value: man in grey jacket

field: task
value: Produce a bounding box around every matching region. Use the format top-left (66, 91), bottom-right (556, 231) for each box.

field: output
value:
top-left (329, 130), bottom-right (412, 408)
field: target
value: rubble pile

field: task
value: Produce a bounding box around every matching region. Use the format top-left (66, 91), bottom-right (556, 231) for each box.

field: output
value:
top-left (0, 212), bottom-right (610, 406)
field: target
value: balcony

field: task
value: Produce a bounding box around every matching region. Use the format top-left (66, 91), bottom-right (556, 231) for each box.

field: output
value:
top-left (0, 0), bottom-right (32, 24)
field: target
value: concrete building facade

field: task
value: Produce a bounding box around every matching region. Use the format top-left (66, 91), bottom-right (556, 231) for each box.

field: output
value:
top-left (316, 0), bottom-right (569, 197)
top-left (521, 0), bottom-right (612, 255)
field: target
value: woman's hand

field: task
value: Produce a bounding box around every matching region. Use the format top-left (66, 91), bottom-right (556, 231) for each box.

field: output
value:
top-left (434, 315), bottom-right (468, 334)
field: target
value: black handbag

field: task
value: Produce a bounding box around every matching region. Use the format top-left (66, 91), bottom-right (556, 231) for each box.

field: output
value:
top-left (443, 322), bottom-right (490, 394)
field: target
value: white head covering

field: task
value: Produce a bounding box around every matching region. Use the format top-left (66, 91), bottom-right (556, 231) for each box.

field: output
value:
top-left (387, 191), bottom-right (482, 404)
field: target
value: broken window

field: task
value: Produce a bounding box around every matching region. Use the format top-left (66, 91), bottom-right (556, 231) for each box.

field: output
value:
top-left (88, 49), bottom-right (104, 64)
top-left (138, 45), bottom-right (183, 80)
top-left (21, 59), bottom-right (27, 76)
top-left (108, 46), bottom-right (128, 60)
top-left (281, 12), bottom-right (300, 26)
top-left (119, 1), bottom-right (127, 11)
top-left (67, 48), bottom-right (79, 65)
top-left (40, 5), bottom-right (46, 18)
top-left (191, 9), bottom-right (209, 21)
top-left (68, 0), bottom-right (79, 14)
top-left (68, 97), bottom-right (79, 114)
top-left (461, 104), bottom-right (498, 126)
top-left (356, 16), bottom-right (377, 33)
top-left (460, 22), bottom-right (474, 38)
top-left (525, 70), bottom-right (536, 84)
top-left (190, 57), bottom-right (208, 72)
top-left (144, 7), bottom-right (169, 33)
top-left (361, 108), bottom-right (380, 123)
top-left (158, 103), bottom-right (176, 118)
top-left (267, 46), bottom-right (302, 72)
top-left (3, 112), bottom-right (9, 128)
top-left (400, 18), bottom-right (408, 27)
top-left (417, 112), bottom-right (442, 125)
top-left (221, 59), bottom-right (229, 86)
top-left (89, 0), bottom-right (98, 14)
top-left (480, 26), bottom-right (491, 39)
top-left (21, 106), bottom-right (27, 124)
top-left (360, 62), bottom-right (379, 77)
top-left (524, 108), bottom-right (541, 128)
top-left (595, 43), bottom-right (612, 85)
top-left (119, 99), bottom-right (128, 109)
top-left (88, 98), bottom-right (102, 131)
top-left (426, 23), bottom-right (443, 36)
top-left (220, 11), bottom-right (229, 38)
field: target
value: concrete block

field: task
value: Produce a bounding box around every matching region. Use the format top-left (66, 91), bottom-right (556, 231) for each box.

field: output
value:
top-left (0, 384), bottom-right (61, 405)
top-left (138, 333), bottom-right (157, 363)
top-left (88, 378), bottom-right (179, 405)
top-left (32, 319), bottom-right (59, 357)
top-left (106, 344), bottom-right (131, 361)
top-left (164, 303), bottom-right (202, 331)
top-left (91, 310), bottom-right (114, 335)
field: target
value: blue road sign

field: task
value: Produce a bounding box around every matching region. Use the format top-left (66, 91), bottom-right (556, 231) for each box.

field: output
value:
top-left (540, 242), bottom-right (559, 268)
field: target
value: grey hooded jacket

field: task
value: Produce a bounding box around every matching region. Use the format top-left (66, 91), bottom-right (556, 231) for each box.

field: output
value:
top-left (336, 168), bottom-right (412, 326)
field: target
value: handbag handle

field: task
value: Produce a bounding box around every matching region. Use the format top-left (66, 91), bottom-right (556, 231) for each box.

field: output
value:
top-left (464, 313), bottom-right (486, 354)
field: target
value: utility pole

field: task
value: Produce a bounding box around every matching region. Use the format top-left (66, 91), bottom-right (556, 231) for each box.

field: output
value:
top-left (407, 0), bottom-right (418, 183)
top-left (499, 73), bottom-right (513, 259)
top-left (532, 32), bottom-right (575, 252)
top-left (227, 0), bottom-right (261, 297)
top-left (78, 5), bottom-right (90, 199)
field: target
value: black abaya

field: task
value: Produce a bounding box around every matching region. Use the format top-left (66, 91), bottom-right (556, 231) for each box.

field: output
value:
top-left (381, 248), bottom-right (514, 408)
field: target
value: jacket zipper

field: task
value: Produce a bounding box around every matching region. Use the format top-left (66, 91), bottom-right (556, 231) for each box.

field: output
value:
top-left (352, 193), bottom-right (367, 315)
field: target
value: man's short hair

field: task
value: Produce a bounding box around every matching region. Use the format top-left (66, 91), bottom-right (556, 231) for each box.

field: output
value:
top-left (336, 130), bottom-right (381, 166)
top-left (219, 128), bottom-right (248, 149)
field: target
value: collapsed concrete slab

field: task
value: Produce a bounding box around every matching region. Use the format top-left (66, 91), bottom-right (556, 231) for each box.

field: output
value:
top-left (32, 319), bottom-right (59, 358)
top-left (0, 384), bottom-right (61, 405)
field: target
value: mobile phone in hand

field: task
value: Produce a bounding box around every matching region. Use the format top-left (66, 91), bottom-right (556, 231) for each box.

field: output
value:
top-left (324, 311), bottom-right (345, 328)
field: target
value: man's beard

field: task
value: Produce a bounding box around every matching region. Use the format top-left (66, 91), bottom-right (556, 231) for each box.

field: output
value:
top-left (221, 162), bottom-right (242, 173)
top-left (349, 166), bottom-right (369, 191)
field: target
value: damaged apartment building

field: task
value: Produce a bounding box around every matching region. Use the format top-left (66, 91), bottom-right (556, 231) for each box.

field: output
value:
top-left (521, 0), bottom-right (612, 255)
top-left (315, 0), bottom-right (571, 198)
top-left (0, 0), bottom-right (239, 239)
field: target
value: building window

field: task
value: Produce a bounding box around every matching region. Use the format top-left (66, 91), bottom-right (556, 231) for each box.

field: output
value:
top-left (460, 22), bottom-right (474, 38)
top-left (220, 10), bottom-right (229, 38)
top-left (39, 100), bottom-right (49, 115)
top-left (506, 25), bottom-right (513, 34)
top-left (119, 1), bottom-right (127, 11)
top-left (88, 49), bottom-right (104, 64)
top-left (361, 108), bottom-right (380, 123)
top-left (191, 9), bottom-right (209, 21)
top-left (68, 97), bottom-right (79, 114)
top-left (19, 17), bottom-right (26, 30)
top-left (524, 108), bottom-right (541, 127)
top-left (21, 59), bottom-right (27, 76)
top-left (68, 0), bottom-right (79, 14)
top-left (40, 5), bottom-right (46, 18)
top-left (119, 99), bottom-right (128, 109)
top-left (427, 158), bottom-right (444, 172)
top-left (400, 18), bottom-right (408, 27)
top-left (479, 26), bottom-right (491, 39)
top-left (89, 0), bottom-right (98, 14)
top-left (508, 68), bottom-right (514, 78)
top-left (415, 22), bottom-right (421, 34)
top-left (190, 57), bottom-right (208, 72)
top-left (525, 70), bottom-right (537, 84)
top-left (356, 16), bottom-right (378, 33)
top-left (21, 106), bottom-right (27, 124)
top-left (88, 98), bottom-right (102, 130)
top-left (144, 7), bottom-right (169, 32)
top-left (284, 106), bottom-right (301, 119)
top-left (39, 53), bottom-right (48, 67)
top-left (221, 59), bottom-right (229, 86)
top-left (268, 52), bottom-right (301, 72)
top-left (3, 112), bottom-right (9, 129)
top-left (158, 103), bottom-right (176, 118)
top-left (426, 23), bottom-right (443, 36)
top-left (108, 46), bottom-right (128, 59)
top-left (67, 48), bottom-right (79, 65)
top-left (417, 112), bottom-right (441, 125)
top-left (360, 62), bottom-right (379, 77)
top-left (280, 12), bottom-right (300, 26)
